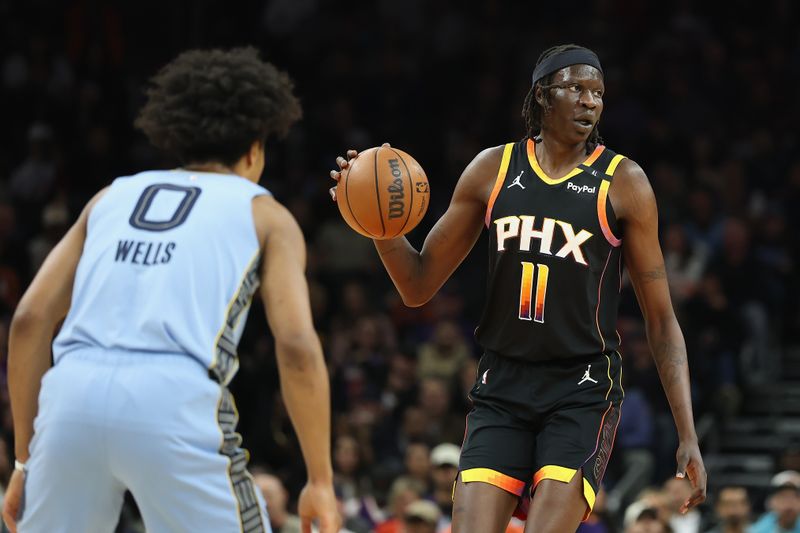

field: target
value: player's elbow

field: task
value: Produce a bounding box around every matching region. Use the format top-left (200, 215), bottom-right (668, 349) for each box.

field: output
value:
top-left (401, 293), bottom-right (431, 308)
top-left (275, 331), bottom-right (324, 373)
top-left (398, 284), bottom-right (434, 308)
top-left (10, 304), bottom-right (50, 336)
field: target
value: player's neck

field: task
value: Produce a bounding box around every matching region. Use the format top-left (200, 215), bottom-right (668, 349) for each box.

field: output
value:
top-left (535, 133), bottom-right (587, 171)
top-left (182, 162), bottom-right (237, 175)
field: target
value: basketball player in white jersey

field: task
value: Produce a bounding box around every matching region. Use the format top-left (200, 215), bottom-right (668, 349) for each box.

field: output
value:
top-left (3, 48), bottom-right (339, 533)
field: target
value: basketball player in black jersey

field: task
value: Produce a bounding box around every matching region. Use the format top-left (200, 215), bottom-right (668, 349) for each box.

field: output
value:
top-left (329, 44), bottom-right (706, 533)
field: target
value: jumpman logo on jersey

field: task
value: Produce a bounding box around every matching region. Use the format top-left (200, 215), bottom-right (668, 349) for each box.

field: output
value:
top-left (578, 365), bottom-right (598, 385)
top-left (507, 171), bottom-right (525, 190)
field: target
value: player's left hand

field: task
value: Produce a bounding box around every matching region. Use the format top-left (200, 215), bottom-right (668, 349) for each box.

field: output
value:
top-left (2, 468), bottom-right (24, 533)
top-left (675, 439), bottom-right (706, 513)
top-left (298, 480), bottom-right (341, 533)
top-left (329, 149), bottom-right (359, 203)
top-left (328, 143), bottom-right (391, 202)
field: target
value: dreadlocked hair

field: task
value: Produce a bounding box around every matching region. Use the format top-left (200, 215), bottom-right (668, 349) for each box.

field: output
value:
top-left (521, 44), bottom-right (603, 155)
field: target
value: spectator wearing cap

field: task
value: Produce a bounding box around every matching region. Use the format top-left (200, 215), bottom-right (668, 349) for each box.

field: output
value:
top-left (401, 500), bottom-right (441, 533)
top-left (430, 443), bottom-right (460, 531)
top-left (623, 488), bottom-right (672, 531)
top-left (703, 485), bottom-right (751, 533)
top-left (751, 471), bottom-right (800, 533)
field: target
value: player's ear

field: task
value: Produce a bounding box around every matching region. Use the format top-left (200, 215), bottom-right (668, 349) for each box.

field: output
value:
top-left (247, 140), bottom-right (265, 167)
top-left (534, 84), bottom-right (546, 107)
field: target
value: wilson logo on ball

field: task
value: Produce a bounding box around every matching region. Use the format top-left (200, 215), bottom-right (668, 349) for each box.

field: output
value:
top-left (387, 158), bottom-right (405, 219)
top-left (336, 145), bottom-right (429, 240)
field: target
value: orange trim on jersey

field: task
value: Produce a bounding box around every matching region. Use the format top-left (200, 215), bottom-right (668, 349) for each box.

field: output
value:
top-left (597, 180), bottom-right (621, 247)
top-left (526, 139), bottom-right (605, 185)
top-left (485, 143), bottom-right (515, 227)
top-left (584, 145), bottom-right (605, 167)
top-left (461, 468), bottom-right (526, 496)
top-left (533, 465), bottom-right (596, 520)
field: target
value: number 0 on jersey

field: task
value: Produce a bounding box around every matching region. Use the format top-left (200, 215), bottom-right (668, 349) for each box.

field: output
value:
top-left (519, 261), bottom-right (549, 323)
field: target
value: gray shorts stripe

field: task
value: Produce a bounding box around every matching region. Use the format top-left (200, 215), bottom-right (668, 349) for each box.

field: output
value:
top-left (217, 387), bottom-right (266, 533)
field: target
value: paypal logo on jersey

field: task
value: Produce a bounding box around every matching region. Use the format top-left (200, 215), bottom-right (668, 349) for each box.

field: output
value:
top-left (566, 182), bottom-right (596, 194)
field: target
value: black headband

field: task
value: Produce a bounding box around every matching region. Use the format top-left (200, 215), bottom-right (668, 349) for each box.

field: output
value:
top-left (531, 48), bottom-right (603, 85)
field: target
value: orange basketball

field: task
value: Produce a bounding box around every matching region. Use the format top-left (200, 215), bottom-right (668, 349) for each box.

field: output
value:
top-left (337, 146), bottom-right (430, 239)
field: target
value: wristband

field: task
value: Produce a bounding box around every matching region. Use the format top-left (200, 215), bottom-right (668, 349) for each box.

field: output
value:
top-left (14, 459), bottom-right (26, 473)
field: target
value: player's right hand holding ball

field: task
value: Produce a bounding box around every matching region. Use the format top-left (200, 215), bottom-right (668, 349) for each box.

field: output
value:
top-left (329, 143), bottom-right (430, 239)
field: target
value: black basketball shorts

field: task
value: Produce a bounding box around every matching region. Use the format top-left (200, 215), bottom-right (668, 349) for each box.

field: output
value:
top-left (458, 351), bottom-right (624, 520)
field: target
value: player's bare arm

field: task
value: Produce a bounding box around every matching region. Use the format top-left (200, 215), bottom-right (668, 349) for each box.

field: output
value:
top-left (3, 189), bottom-right (107, 532)
top-left (609, 158), bottom-right (707, 511)
top-left (254, 195), bottom-right (340, 533)
top-left (332, 145), bottom-right (503, 306)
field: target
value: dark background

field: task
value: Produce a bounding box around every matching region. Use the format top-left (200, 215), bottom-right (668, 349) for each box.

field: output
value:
top-left (0, 1), bottom-right (798, 531)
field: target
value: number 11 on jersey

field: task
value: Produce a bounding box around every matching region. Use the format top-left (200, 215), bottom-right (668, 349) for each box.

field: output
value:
top-left (519, 262), bottom-right (549, 323)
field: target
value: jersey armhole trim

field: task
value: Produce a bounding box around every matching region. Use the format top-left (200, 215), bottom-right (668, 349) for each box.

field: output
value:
top-left (485, 143), bottom-right (515, 228)
top-left (604, 154), bottom-right (626, 176)
top-left (597, 180), bottom-right (622, 247)
top-left (598, 153), bottom-right (626, 248)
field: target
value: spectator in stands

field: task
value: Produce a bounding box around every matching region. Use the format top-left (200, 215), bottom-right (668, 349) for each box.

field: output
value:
top-left (626, 508), bottom-right (672, 533)
top-left (254, 472), bottom-right (303, 533)
top-left (664, 477), bottom-right (701, 533)
top-left (376, 479), bottom-right (425, 533)
top-left (417, 377), bottom-right (464, 445)
top-left (751, 471), bottom-right (800, 533)
top-left (429, 443), bottom-right (460, 528)
top-left (662, 222), bottom-right (708, 306)
top-left (334, 435), bottom-right (381, 528)
top-left (703, 485), bottom-right (751, 533)
top-left (606, 387), bottom-right (656, 515)
top-left (401, 500), bottom-right (441, 533)
top-left (624, 488), bottom-right (672, 531)
top-left (416, 320), bottom-right (471, 381)
top-left (394, 441), bottom-right (432, 496)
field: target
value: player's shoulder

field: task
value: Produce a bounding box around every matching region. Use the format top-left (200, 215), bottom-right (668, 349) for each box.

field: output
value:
top-left (471, 144), bottom-right (507, 170)
top-left (251, 194), bottom-right (303, 249)
top-left (455, 144), bottom-right (511, 202)
top-left (612, 158), bottom-right (651, 194)
top-left (607, 157), bottom-right (656, 221)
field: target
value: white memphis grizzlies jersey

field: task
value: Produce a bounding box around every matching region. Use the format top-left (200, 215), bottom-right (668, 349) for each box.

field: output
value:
top-left (53, 170), bottom-right (269, 385)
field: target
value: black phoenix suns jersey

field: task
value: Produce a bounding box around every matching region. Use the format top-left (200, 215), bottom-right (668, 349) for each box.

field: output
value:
top-left (475, 139), bottom-right (626, 362)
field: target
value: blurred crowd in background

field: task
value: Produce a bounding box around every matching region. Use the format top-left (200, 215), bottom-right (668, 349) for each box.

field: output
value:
top-left (0, 0), bottom-right (798, 532)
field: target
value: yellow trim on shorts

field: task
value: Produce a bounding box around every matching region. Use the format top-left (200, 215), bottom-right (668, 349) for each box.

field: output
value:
top-left (533, 465), bottom-right (596, 521)
top-left (460, 468), bottom-right (526, 496)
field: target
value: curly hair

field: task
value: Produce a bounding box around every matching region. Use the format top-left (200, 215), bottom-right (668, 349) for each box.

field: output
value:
top-left (135, 47), bottom-right (302, 166)
top-left (521, 44), bottom-right (603, 154)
